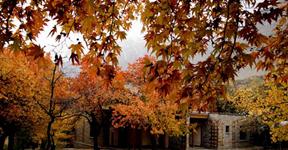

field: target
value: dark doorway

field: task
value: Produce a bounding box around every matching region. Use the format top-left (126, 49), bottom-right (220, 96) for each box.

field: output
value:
top-left (118, 128), bottom-right (129, 148)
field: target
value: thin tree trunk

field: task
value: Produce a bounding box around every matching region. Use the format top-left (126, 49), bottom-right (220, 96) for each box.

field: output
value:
top-left (151, 135), bottom-right (157, 150)
top-left (46, 120), bottom-right (54, 150)
top-left (46, 123), bottom-right (51, 150)
top-left (90, 115), bottom-right (101, 150)
top-left (0, 133), bottom-right (7, 150)
top-left (91, 124), bottom-right (100, 150)
top-left (93, 136), bottom-right (99, 150)
top-left (40, 139), bottom-right (46, 150)
top-left (51, 131), bottom-right (55, 150)
top-left (51, 133), bottom-right (56, 150)
top-left (8, 132), bottom-right (14, 150)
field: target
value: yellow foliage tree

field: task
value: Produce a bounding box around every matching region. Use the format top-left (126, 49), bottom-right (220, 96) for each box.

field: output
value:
top-left (230, 80), bottom-right (288, 142)
top-left (0, 50), bottom-right (47, 150)
top-left (34, 62), bottom-right (79, 150)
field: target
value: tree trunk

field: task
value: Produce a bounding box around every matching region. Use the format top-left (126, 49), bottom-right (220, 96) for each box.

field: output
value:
top-left (8, 132), bottom-right (14, 150)
top-left (51, 135), bottom-right (55, 150)
top-left (40, 139), bottom-right (46, 150)
top-left (151, 135), bottom-right (157, 150)
top-left (93, 136), bottom-right (99, 150)
top-left (90, 115), bottom-right (101, 150)
top-left (46, 119), bottom-right (55, 150)
top-left (46, 122), bottom-right (51, 150)
top-left (0, 133), bottom-right (7, 150)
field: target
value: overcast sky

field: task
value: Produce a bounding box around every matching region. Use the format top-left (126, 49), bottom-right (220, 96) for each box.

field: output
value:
top-left (35, 15), bottom-right (273, 79)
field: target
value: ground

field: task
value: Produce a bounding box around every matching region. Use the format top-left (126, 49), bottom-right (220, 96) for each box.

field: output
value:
top-left (60, 146), bottom-right (263, 150)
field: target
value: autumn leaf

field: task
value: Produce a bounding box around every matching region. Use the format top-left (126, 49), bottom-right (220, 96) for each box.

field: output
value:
top-left (115, 31), bottom-right (127, 40)
top-left (25, 44), bottom-right (45, 60)
top-left (69, 42), bottom-right (84, 59)
top-left (54, 54), bottom-right (63, 67)
top-left (48, 25), bottom-right (57, 37)
top-left (69, 52), bottom-right (80, 65)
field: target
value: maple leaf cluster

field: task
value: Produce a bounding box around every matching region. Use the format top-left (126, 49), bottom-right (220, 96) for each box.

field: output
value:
top-left (141, 0), bottom-right (287, 107)
top-left (0, 0), bottom-right (287, 106)
top-left (0, 0), bottom-right (140, 78)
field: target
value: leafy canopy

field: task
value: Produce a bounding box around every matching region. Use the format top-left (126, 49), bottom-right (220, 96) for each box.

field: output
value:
top-left (0, 0), bottom-right (287, 107)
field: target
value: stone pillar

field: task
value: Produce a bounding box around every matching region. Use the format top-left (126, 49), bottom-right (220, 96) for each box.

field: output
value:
top-left (164, 133), bottom-right (169, 149)
top-left (186, 116), bottom-right (190, 150)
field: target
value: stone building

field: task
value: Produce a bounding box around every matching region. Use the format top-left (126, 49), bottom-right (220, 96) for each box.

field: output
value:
top-left (73, 112), bottom-right (253, 149)
top-left (73, 118), bottom-right (169, 149)
top-left (189, 112), bottom-right (253, 149)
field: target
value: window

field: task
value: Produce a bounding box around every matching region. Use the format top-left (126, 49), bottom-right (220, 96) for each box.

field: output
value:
top-left (225, 126), bottom-right (230, 133)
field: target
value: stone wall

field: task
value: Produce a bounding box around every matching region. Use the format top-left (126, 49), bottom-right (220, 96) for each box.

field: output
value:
top-left (74, 118), bottom-right (93, 148)
top-left (202, 120), bottom-right (219, 148)
top-left (208, 113), bottom-right (251, 149)
top-left (74, 118), bottom-right (107, 148)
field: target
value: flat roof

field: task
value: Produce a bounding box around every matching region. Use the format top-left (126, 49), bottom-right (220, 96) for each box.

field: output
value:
top-left (190, 113), bottom-right (209, 119)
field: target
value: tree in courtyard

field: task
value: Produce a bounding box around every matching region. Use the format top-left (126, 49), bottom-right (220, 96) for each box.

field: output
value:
top-left (33, 59), bottom-right (79, 150)
top-left (229, 79), bottom-right (287, 142)
top-left (71, 63), bottom-right (131, 150)
top-left (112, 56), bottom-right (188, 148)
top-left (0, 50), bottom-right (46, 150)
